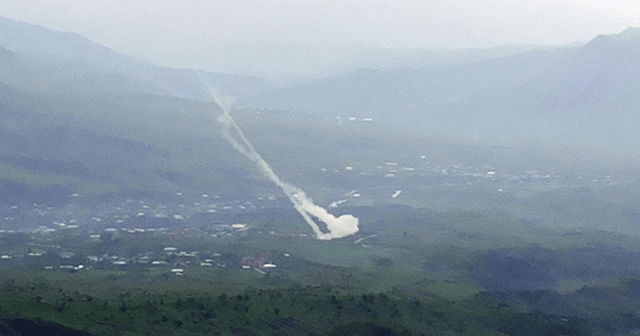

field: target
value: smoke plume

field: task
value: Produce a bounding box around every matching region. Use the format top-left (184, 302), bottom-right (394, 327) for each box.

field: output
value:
top-left (199, 75), bottom-right (359, 240)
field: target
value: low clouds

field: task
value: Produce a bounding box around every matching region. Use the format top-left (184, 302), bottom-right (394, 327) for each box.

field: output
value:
top-left (1, 0), bottom-right (637, 53)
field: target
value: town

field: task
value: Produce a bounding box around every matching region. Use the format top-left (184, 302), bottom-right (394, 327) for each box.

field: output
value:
top-left (0, 157), bottom-right (628, 278)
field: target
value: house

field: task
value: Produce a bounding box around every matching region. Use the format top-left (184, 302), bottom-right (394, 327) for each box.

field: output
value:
top-left (241, 254), bottom-right (273, 270)
top-left (232, 223), bottom-right (248, 231)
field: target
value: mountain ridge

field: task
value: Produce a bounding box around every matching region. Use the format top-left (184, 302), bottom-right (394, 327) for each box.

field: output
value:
top-left (237, 27), bottom-right (640, 153)
top-left (0, 16), bottom-right (138, 67)
top-left (0, 15), bottom-right (274, 101)
top-left (0, 17), bottom-right (638, 208)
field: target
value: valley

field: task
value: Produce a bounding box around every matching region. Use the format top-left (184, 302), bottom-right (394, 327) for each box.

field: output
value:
top-left (1, 13), bottom-right (640, 335)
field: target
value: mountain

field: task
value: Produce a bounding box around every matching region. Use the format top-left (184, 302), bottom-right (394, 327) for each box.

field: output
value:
top-left (0, 80), bottom-right (277, 206)
top-left (0, 17), bottom-right (279, 206)
top-left (0, 16), bottom-right (274, 101)
top-left (536, 28), bottom-right (640, 113)
top-left (1, 16), bottom-right (638, 214)
top-left (154, 41), bottom-right (549, 85)
top-left (238, 28), bottom-right (640, 153)
top-left (0, 16), bottom-right (136, 67)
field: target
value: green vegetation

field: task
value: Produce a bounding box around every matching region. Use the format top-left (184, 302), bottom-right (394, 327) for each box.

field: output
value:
top-left (3, 17), bottom-right (640, 335)
top-left (0, 270), bottom-right (604, 336)
top-left (2, 202), bottom-right (640, 334)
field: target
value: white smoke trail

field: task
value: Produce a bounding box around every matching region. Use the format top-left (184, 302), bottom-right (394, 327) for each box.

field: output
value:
top-left (196, 72), bottom-right (359, 240)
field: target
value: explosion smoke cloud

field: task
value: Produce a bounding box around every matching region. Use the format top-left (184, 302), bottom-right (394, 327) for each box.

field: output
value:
top-left (198, 74), bottom-right (359, 240)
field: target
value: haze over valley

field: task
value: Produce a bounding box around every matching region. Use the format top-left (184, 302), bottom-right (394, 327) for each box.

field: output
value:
top-left (2, 7), bottom-right (640, 335)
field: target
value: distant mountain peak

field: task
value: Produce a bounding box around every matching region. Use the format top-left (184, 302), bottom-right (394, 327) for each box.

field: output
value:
top-left (580, 28), bottom-right (640, 61)
top-left (616, 27), bottom-right (640, 42)
top-left (592, 27), bottom-right (640, 45)
top-left (0, 15), bottom-right (138, 66)
top-left (620, 27), bottom-right (640, 35)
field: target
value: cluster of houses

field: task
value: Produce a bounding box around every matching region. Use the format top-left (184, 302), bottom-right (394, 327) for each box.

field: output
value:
top-left (0, 232), bottom-right (281, 276)
top-left (0, 216), bottom-right (287, 276)
top-left (314, 149), bottom-right (625, 189)
top-left (0, 191), bottom-right (285, 234)
top-left (313, 154), bottom-right (626, 208)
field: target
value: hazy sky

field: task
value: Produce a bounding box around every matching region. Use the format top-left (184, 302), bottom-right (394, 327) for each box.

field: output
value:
top-left (1, 0), bottom-right (639, 75)
top-left (2, 1), bottom-right (639, 48)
